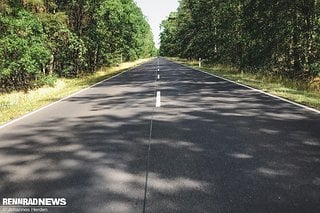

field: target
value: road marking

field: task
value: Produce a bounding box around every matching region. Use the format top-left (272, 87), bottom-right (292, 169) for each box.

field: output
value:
top-left (157, 74), bottom-right (160, 80)
top-left (157, 68), bottom-right (160, 72)
top-left (156, 91), bottom-right (161, 107)
top-left (170, 60), bottom-right (320, 114)
top-left (144, 63), bottom-right (159, 212)
top-left (0, 60), bottom-right (150, 130)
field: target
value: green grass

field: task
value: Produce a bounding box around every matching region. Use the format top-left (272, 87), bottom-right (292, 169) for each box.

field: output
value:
top-left (169, 57), bottom-right (320, 111)
top-left (0, 58), bottom-right (151, 125)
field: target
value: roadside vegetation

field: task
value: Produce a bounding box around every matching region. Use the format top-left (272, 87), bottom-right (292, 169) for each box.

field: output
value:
top-left (0, 0), bottom-right (157, 124)
top-left (0, 59), bottom-right (150, 125)
top-left (171, 58), bottom-right (320, 110)
top-left (160, 0), bottom-right (320, 110)
top-left (0, 0), bottom-right (156, 93)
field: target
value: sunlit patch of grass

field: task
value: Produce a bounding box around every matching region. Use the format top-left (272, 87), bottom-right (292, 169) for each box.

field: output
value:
top-left (169, 57), bottom-right (320, 110)
top-left (0, 58), bottom-right (151, 125)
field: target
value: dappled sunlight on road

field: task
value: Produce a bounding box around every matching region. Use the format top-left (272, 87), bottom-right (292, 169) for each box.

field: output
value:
top-left (0, 59), bottom-right (319, 212)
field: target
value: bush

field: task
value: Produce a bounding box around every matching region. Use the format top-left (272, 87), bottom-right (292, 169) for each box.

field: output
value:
top-left (0, 9), bottom-right (51, 92)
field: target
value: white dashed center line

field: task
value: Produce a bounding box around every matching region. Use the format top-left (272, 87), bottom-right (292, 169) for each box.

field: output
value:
top-left (156, 91), bottom-right (161, 107)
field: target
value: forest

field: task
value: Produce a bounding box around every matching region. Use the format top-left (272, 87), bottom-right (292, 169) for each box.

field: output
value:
top-left (160, 0), bottom-right (320, 81)
top-left (0, 0), bottom-right (156, 92)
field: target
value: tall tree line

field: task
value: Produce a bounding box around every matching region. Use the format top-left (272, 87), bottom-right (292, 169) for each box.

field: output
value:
top-left (160, 0), bottom-right (320, 80)
top-left (0, 0), bottom-right (156, 92)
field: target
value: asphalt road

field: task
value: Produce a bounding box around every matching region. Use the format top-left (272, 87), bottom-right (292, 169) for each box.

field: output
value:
top-left (0, 58), bottom-right (319, 213)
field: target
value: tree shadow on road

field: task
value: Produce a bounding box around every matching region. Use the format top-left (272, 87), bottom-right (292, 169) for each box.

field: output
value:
top-left (0, 59), bottom-right (319, 213)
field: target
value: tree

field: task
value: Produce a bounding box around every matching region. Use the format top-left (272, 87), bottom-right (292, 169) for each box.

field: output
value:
top-left (0, 8), bottom-right (50, 91)
top-left (0, 0), bottom-right (156, 92)
top-left (160, 0), bottom-right (320, 80)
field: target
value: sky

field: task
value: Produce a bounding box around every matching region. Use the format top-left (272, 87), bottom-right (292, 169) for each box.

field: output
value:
top-left (134, 0), bottom-right (179, 48)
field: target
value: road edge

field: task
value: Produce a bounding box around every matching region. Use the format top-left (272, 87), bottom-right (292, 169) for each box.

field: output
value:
top-left (166, 58), bottom-right (320, 114)
top-left (0, 59), bottom-right (152, 130)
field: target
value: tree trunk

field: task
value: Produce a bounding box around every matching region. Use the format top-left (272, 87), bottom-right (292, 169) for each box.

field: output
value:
top-left (291, 0), bottom-right (300, 78)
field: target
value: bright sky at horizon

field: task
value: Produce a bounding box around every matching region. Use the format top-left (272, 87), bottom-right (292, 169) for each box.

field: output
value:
top-left (134, 0), bottom-right (179, 48)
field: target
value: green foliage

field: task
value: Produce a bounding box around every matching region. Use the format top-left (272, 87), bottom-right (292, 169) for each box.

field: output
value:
top-left (0, 9), bottom-right (50, 92)
top-left (39, 12), bottom-right (86, 76)
top-left (0, 0), bottom-right (155, 92)
top-left (35, 73), bottom-right (57, 87)
top-left (160, 0), bottom-right (320, 81)
top-left (91, 0), bottom-right (156, 65)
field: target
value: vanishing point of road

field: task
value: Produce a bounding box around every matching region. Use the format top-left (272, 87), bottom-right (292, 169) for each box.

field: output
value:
top-left (0, 58), bottom-right (319, 213)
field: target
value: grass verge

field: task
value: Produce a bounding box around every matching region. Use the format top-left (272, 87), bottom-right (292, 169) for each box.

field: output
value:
top-left (169, 57), bottom-right (320, 111)
top-left (0, 58), bottom-right (151, 125)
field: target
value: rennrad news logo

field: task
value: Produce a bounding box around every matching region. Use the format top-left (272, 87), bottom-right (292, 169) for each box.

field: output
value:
top-left (1, 198), bottom-right (67, 206)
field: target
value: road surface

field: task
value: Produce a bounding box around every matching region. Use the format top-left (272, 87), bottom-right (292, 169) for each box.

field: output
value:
top-left (0, 58), bottom-right (319, 213)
